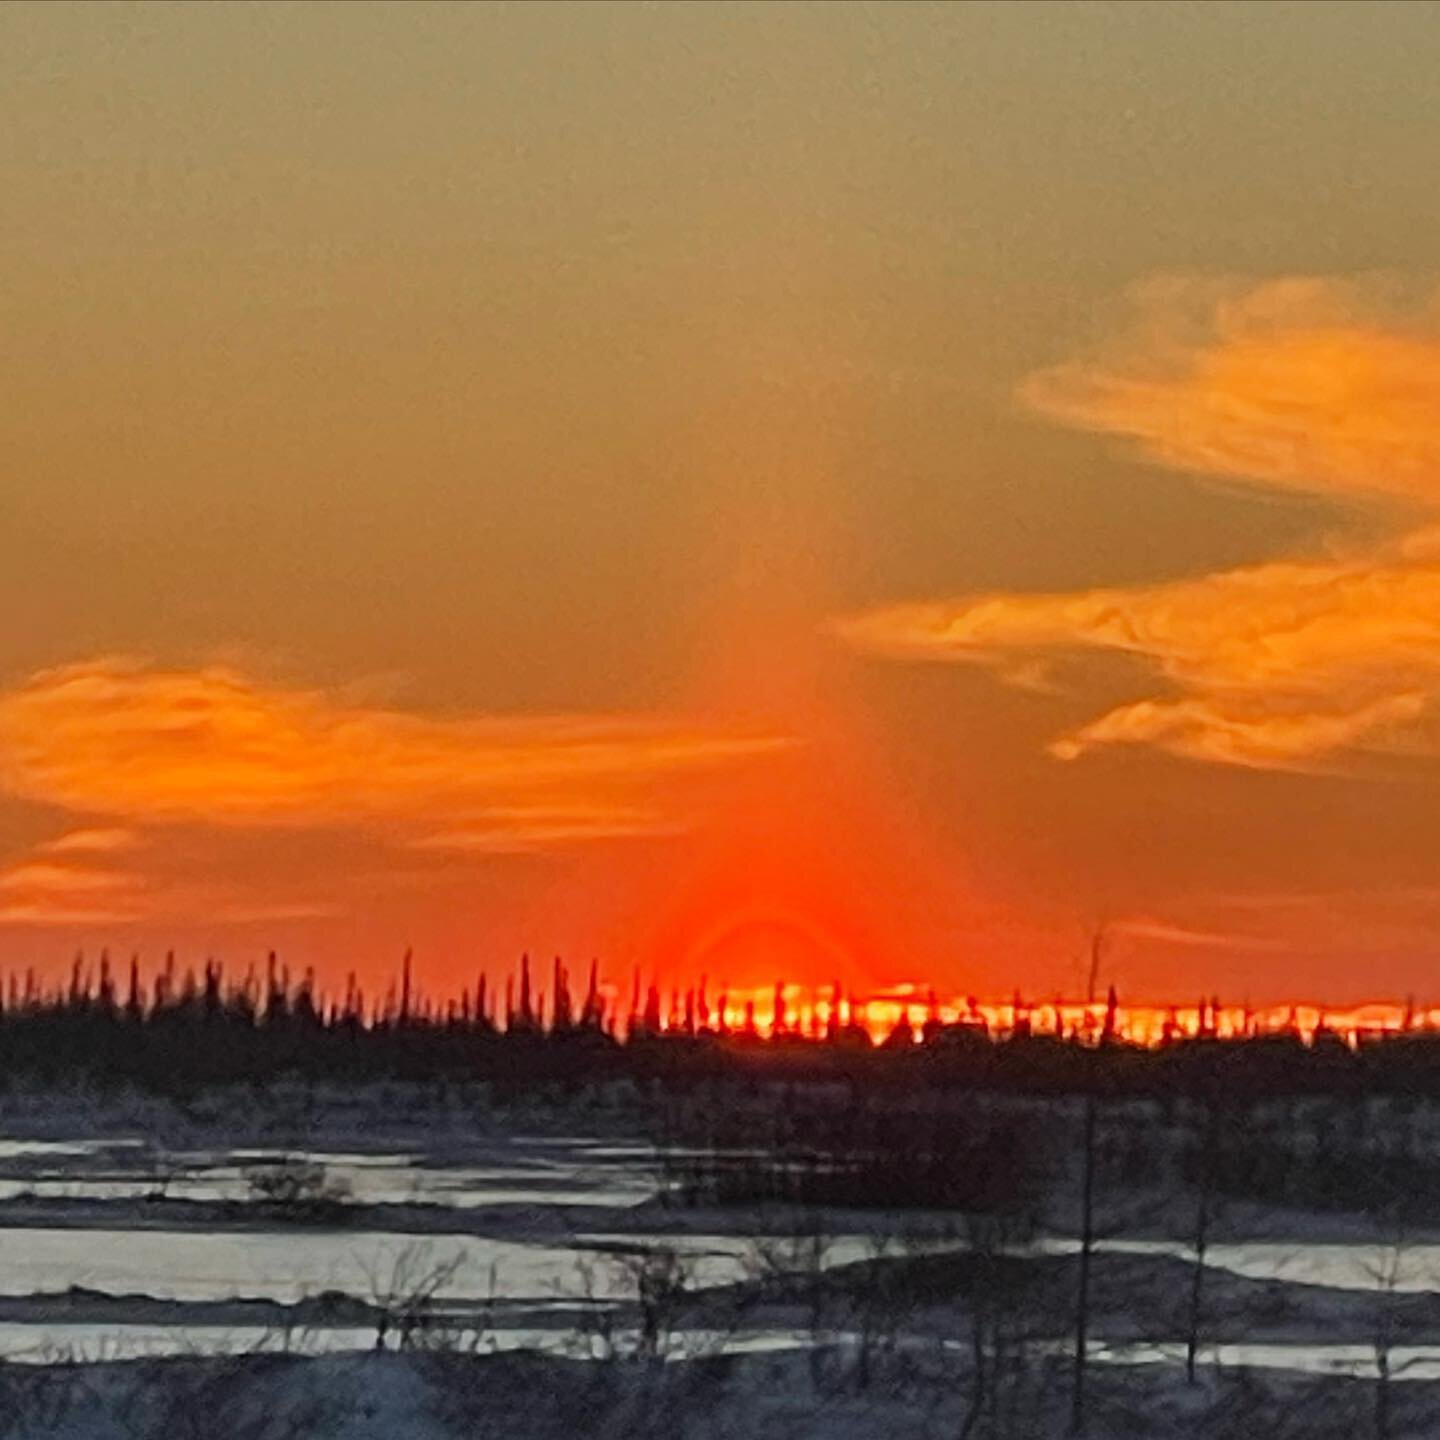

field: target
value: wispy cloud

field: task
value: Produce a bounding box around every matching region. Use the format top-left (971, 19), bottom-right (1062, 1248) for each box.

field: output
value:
top-left (0, 863), bottom-right (138, 895)
top-left (0, 838), bottom-right (349, 928)
top-left (0, 659), bottom-right (794, 926)
top-left (0, 902), bottom-right (148, 927)
top-left (1113, 915), bottom-right (1287, 952)
top-left (837, 275), bottom-right (1440, 770)
top-left (37, 828), bottom-right (140, 855)
top-left (1020, 274), bottom-right (1440, 511)
top-left (202, 899), bottom-right (345, 924)
top-left (0, 859), bottom-right (149, 927)
top-left (412, 805), bottom-right (683, 854)
top-left (0, 658), bottom-right (792, 833)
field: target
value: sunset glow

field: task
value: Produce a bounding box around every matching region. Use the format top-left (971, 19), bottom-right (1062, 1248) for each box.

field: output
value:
top-left (6, 3), bottom-right (1440, 1015)
top-left (699, 989), bottom-right (1430, 1050)
top-left (12, 10), bottom-right (1440, 1433)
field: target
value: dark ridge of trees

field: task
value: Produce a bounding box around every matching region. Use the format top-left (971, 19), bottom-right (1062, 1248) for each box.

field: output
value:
top-left (660, 1093), bottom-right (1039, 1212)
top-left (0, 953), bottom-right (1438, 1100)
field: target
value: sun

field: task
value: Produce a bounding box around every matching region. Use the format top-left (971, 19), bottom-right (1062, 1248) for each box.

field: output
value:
top-left (678, 908), bottom-right (857, 998)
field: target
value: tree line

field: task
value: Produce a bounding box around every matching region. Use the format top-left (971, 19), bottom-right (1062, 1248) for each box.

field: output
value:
top-left (0, 952), bottom-right (1435, 1098)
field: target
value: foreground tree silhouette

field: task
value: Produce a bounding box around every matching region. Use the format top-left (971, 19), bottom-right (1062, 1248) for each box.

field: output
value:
top-left (1070, 967), bottom-right (1117, 1438)
top-left (1185, 1080), bottom-right (1223, 1385)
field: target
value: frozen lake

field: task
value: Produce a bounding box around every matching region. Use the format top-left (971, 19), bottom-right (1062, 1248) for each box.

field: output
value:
top-left (0, 1123), bottom-right (1436, 1379)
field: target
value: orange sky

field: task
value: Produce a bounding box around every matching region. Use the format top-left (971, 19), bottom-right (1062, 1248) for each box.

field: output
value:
top-left (6, 3), bottom-right (1440, 1007)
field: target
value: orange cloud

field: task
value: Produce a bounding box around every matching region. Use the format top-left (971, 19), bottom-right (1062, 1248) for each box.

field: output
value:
top-left (0, 860), bottom-right (149, 927)
top-left (838, 549), bottom-right (1440, 768)
top-left (1112, 916), bottom-right (1288, 952)
top-left (0, 902), bottom-right (147, 927)
top-left (412, 805), bottom-right (682, 854)
top-left (37, 828), bottom-right (140, 855)
top-left (0, 837), bottom-right (349, 929)
top-left (839, 276), bottom-right (1440, 770)
top-left (1021, 274), bottom-right (1440, 513)
top-left (0, 658), bottom-right (791, 835)
top-left (0, 863), bottom-right (138, 894)
top-left (202, 899), bottom-right (345, 923)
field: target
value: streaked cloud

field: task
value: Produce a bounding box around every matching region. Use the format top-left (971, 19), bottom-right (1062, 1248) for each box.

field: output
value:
top-left (412, 805), bottom-right (683, 854)
top-left (839, 548), bottom-right (1440, 768)
top-left (0, 902), bottom-right (147, 927)
top-left (839, 276), bottom-right (1440, 770)
top-left (202, 899), bottom-right (346, 924)
top-left (0, 863), bottom-right (138, 895)
top-left (1021, 274), bottom-right (1440, 512)
top-left (1112, 916), bottom-right (1287, 952)
top-left (0, 657), bottom-right (791, 835)
top-left (0, 863), bottom-right (341, 929)
top-left (0, 659), bottom-right (790, 926)
top-left (0, 859), bottom-right (149, 927)
top-left (37, 828), bottom-right (140, 855)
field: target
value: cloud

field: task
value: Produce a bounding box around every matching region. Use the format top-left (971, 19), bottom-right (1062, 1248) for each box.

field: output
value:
top-left (838, 275), bottom-right (1440, 770)
top-left (0, 902), bottom-right (147, 927)
top-left (37, 828), bottom-right (140, 855)
top-left (412, 805), bottom-right (683, 854)
top-left (1050, 690), bottom-right (1425, 769)
top-left (1112, 916), bottom-right (1287, 952)
top-left (1021, 274), bottom-right (1440, 512)
top-left (0, 860), bottom-right (149, 927)
top-left (0, 659), bottom-right (788, 926)
top-left (202, 899), bottom-right (345, 923)
top-left (0, 657), bottom-right (791, 836)
top-left (838, 549), bottom-right (1440, 768)
top-left (0, 840), bottom-right (348, 929)
top-left (0, 863), bottom-right (138, 894)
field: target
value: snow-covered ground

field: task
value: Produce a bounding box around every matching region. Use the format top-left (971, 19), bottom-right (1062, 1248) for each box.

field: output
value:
top-left (0, 1345), bottom-right (1426, 1439)
top-left (0, 1079), bottom-right (1436, 1436)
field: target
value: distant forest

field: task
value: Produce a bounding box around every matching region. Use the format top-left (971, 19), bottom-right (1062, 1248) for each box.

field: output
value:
top-left (0, 950), bottom-right (1438, 1097)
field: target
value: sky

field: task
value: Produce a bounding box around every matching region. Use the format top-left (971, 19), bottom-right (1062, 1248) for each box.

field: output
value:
top-left (5, 0), bottom-right (1440, 1008)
